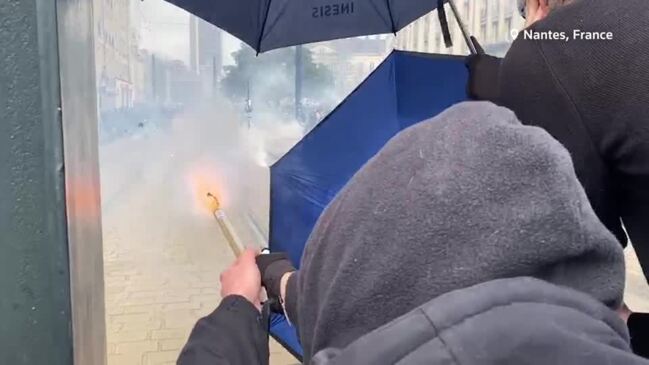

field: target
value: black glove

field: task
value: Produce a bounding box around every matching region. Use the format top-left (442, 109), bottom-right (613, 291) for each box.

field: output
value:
top-left (466, 36), bottom-right (503, 102)
top-left (256, 252), bottom-right (296, 310)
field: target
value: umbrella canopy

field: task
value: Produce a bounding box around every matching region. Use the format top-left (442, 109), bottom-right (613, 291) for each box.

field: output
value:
top-left (164, 0), bottom-right (449, 52)
top-left (269, 50), bottom-right (469, 357)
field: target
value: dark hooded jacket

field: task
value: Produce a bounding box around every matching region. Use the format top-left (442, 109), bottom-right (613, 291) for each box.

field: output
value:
top-left (289, 101), bottom-right (626, 361)
top-left (468, 0), bottom-right (649, 282)
top-left (178, 102), bottom-right (643, 364)
top-left (310, 277), bottom-right (645, 365)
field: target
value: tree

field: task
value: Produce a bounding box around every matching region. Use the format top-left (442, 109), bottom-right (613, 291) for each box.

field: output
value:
top-left (221, 44), bottom-right (334, 105)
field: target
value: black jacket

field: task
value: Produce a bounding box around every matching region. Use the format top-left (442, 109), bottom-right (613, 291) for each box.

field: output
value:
top-left (470, 0), bottom-right (649, 281)
top-left (177, 295), bottom-right (269, 365)
top-left (311, 278), bottom-right (648, 365)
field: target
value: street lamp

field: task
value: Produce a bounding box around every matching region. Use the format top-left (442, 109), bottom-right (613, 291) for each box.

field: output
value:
top-left (245, 80), bottom-right (253, 129)
top-left (295, 45), bottom-right (303, 122)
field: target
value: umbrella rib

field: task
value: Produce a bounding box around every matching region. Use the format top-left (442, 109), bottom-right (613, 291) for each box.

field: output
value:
top-left (366, 0), bottom-right (395, 35)
top-left (385, 0), bottom-right (397, 34)
top-left (257, 0), bottom-right (274, 53)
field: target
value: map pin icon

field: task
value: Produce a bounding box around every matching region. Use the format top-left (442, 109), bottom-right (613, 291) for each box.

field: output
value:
top-left (510, 28), bottom-right (520, 40)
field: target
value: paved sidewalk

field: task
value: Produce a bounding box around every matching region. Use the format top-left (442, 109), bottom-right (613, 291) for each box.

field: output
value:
top-left (103, 212), bottom-right (296, 365)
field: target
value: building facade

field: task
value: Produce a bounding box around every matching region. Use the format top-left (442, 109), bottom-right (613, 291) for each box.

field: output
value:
top-left (189, 16), bottom-right (223, 97)
top-left (94, 0), bottom-right (143, 112)
top-left (394, 0), bottom-right (526, 56)
top-left (310, 36), bottom-right (391, 93)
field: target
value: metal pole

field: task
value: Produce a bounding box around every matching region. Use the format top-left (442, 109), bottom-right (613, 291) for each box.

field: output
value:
top-left (245, 80), bottom-right (253, 129)
top-left (295, 45), bottom-right (303, 121)
top-left (212, 56), bottom-right (217, 98)
top-left (447, 0), bottom-right (477, 55)
top-left (57, 0), bottom-right (107, 361)
top-left (152, 54), bottom-right (157, 102)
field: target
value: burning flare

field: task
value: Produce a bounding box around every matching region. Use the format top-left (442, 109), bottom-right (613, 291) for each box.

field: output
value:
top-left (185, 163), bottom-right (242, 257)
top-left (186, 163), bottom-right (225, 215)
top-left (206, 192), bottom-right (221, 214)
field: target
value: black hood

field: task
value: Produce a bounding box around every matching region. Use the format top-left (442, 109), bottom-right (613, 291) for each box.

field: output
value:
top-left (311, 278), bottom-right (645, 365)
top-left (293, 102), bottom-right (625, 361)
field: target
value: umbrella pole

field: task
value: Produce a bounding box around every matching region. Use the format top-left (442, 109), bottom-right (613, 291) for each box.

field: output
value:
top-left (446, 0), bottom-right (477, 55)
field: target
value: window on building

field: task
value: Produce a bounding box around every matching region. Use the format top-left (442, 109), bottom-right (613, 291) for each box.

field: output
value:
top-left (395, 8), bottom-right (466, 56)
top-left (412, 24), bottom-right (419, 49)
top-left (423, 15), bottom-right (430, 50)
top-left (504, 0), bottom-right (512, 14)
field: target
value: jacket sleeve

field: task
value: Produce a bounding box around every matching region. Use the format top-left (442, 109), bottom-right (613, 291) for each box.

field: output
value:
top-left (616, 128), bottom-right (649, 283)
top-left (498, 30), bottom-right (649, 283)
top-left (284, 272), bottom-right (300, 327)
top-left (601, 95), bottom-right (649, 279)
top-left (177, 295), bottom-right (269, 365)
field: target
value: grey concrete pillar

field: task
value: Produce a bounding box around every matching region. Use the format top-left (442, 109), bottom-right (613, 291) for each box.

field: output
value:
top-left (0, 0), bottom-right (106, 364)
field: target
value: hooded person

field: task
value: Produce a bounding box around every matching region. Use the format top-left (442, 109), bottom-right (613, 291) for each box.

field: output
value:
top-left (468, 0), bottom-right (649, 288)
top-left (466, 1), bottom-right (649, 353)
top-left (178, 102), bottom-right (646, 365)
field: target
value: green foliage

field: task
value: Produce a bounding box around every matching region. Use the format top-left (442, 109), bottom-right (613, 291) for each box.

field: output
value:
top-left (221, 44), bottom-right (334, 103)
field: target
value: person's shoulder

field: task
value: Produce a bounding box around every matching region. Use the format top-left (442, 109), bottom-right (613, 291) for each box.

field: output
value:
top-left (313, 278), bottom-right (647, 365)
top-left (418, 278), bottom-right (642, 364)
top-left (535, 0), bottom-right (648, 35)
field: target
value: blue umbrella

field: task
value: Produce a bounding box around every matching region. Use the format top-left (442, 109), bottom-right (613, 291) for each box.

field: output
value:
top-left (163, 0), bottom-right (475, 53)
top-left (269, 50), bottom-right (469, 359)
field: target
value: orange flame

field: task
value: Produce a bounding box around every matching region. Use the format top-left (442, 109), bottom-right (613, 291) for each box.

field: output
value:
top-left (206, 193), bottom-right (220, 214)
top-left (185, 163), bottom-right (225, 215)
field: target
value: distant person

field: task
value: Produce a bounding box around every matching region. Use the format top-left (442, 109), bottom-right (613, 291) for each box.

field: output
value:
top-left (177, 102), bottom-right (647, 364)
top-left (467, 0), bottom-right (649, 355)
